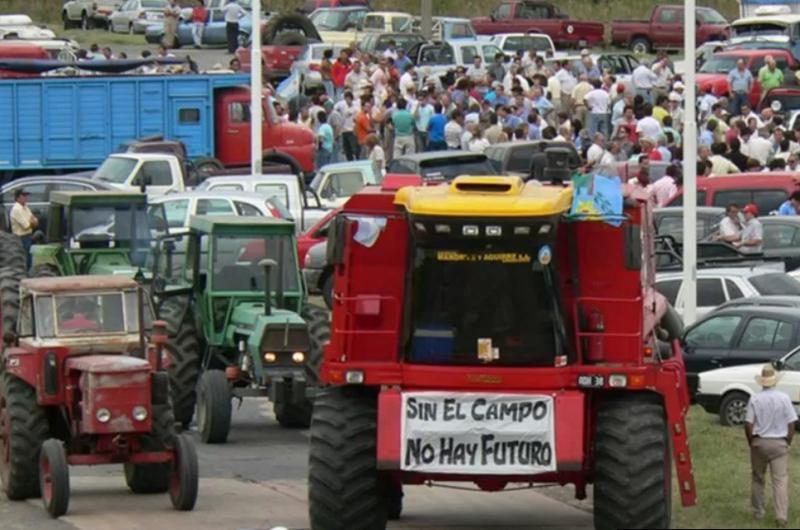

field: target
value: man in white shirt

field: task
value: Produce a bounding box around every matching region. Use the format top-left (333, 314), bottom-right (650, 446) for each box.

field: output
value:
top-left (636, 106), bottom-right (662, 143)
top-left (444, 110), bottom-right (464, 150)
top-left (10, 189), bottom-right (38, 267)
top-left (743, 128), bottom-right (774, 166)
top-left (584, 79), bottom-right (610, 136)
top-left (736, 203), bottom-right (763, 253)
top-left (631, 62), bottom-right (657, 104)
top-left (399, 64), bottom-right (415, 99)
top-left (745, 364), bottom-right (797, 527)
top-left (223, 0), bottom-right (246, 54)
top-left (586, 133), bottom-right (614, 167)
top-left (717, 204), bottom-right (742, 242)
top-left (344, 61), bottom-right (368, 100)
top-left (334, 92), bottom-right (360, 160)
top-left (466, 55), bottom-right (487, 83)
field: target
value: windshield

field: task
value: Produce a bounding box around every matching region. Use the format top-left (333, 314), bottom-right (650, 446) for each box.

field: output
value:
top-left (699, 56), bottom-right (740, 74)
top-left (212, 235), bottom-right (298, 292)
top-left (418, 157), bottom-right (496, 181)
top-left (94, 157), bottom-right (138, 184)
top-left (141, 0), bottom-right (166, 7)
top-left (750, 273), bottom-right (800, 296)
top-left (697, 8), bottom-right (727, 24)
top-left (34, 290), bottom-right (150, 338)
top-left (734, 22), bottom-right (789, 38)
top-left (69, 203), bottom-right (161, 265)
top-left (502, 36), bottom-right (552, 52)
top-left (310, 10), bottom-right (349, 30)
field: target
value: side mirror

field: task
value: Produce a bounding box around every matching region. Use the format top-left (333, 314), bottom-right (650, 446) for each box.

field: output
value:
top-left (772, 359), bottom-right (785, 371)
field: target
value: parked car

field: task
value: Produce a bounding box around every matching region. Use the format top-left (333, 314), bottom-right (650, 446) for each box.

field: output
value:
top-left (358, 32), bottom-right (426, 56)
top-left (484, 140), bottom-right (581, 178)
top-left (303, 240), bottom-right (333, 308)
top-left (301, 0), bottom-right (370, 13)
top-left (362, 11), bottom-right (414, 33)
top-left (611, 5), bottom-right (729, 54)
top-left (298, 208), bottom-right (338, 266)
top-left (416, 17), bottom-right (478, 41)
top-left (1, 176), bottom-right (115, 233)
top-left (491, 32), bottom-right (557, 58)
top-left (196, 174), bottom-right (327, 232)
top-left (92, 153), bottom-right (187, 195)
top-left (407, 39), bottom-right (505, 87)
top-left (62, 0), bottom-right (118, 29)
top-left (149, 190), bottom-right (275, 230)
top-left (695, 49), bottom-right (797, 108)
top-left (0, 38), bottom-right (79, 61)
top-left (654, 207), bottom-right (725, 243)
top-left (145, 9), bottom-right (253, 47)
top-left (236, 13), bottom-right (322, 80)
top-left (731, 11), bottom-right (800, 63)
top-left (308, 6), bottom-right (370, 46)
top-left (657, 267), bottom-right (800, 320)
top-left (758, 87), bottom-right (800, 123)
top-left (717, 295), bottom-right (800, 311)
top-left (697, 345), bottom-right (800, 426)
top-left (470, 1), bottom-right (604, 48)
top-left (544, 53), bottom-right (640, 88)
top-left (291, 42), bottom-right (351, 88)
top-left (683, 306), bottom-right (800, 397)
top-left (387, 152), bottom-right (496, 182)
top-left (310, 160), bottom-right (381, 209)
top-left (0, 14), bottom-right (57, 40)
top-left (109, 0), bottom-right (167, 34)
top-left (665, 173), bottom-right (800, 213)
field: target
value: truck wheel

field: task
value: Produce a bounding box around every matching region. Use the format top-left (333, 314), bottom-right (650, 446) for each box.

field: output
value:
top-left (263, 152), bottom-right (303, 177)
top-left (193, 157), bottom-right (224, 180)
top-left (302, 303), bottom-right (330, 387)
top-left (30, 264), bottom-right (59, 278)
top-left (308, 387), bottom-right (389, 530)
top-left (0, 267), bottom-right (22, 340)
top-left (169, 433), bottom-right (198, 511)
top-left (62, 11), bottom-right (72, 30)
top-left (719, 391), bottom-right (749, 427)
top-left (273, 32), bottom-right (308, 47)
top-left (264, 13), bottom-right (320, 45)
top-left (388, 481), bottom-right (403, 520)
top-left (593, 395), bottom-right (670, 530)
top-left (39, 439), bottom-right (69, 518)
top-left (160, 299), bottom-right (202, 428)
top-left (274, 401), bottom-right (311, 429)
top-left (196, 370), bottom-right (232, 444)
top-left (0, 372), bottom-right (50, 500)
top-left (630, 37), bottom-right (651, 55)
top-left (80, 12), bottom-right (91, 31)
top-left (0, 232), bottom-right (26, 273)
top-left (124, 404), bottom-right (174, 494)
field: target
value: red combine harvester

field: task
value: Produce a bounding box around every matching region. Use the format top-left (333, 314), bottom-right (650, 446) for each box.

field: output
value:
top-left (308, 175), bottom-right (696, 529)
top-left (0, 276), bottom-right (198, 518)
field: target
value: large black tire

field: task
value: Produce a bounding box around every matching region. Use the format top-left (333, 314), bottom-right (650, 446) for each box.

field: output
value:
top-left (0, 267), bottom-right (22, 339)
top-left (196, 370), bottom-right (232, 444)
top-left (264, 13), bottom-right (321, 45)
top-left (302, 304), bottom-right (330, 388)
top-left (593, 395), bottom-right (671, 530)
top-left (273, 32), bottom-right (308, 47)
top-left (630, 37), bottom-right (651, 55)
top-left (30, 264), bottom-right (59, 278)
top-left (274, 401), bottom-right (311, 429)
top-left (660, 304), bottom-right (683, 342)
top-left (387, 482), bottom-right (403, 520)
top-left (160, 299), bottom-right (202, 428)
top-left (0, 232), bottom-right (26, 273)
top-left (193, 157), bottom-right (224, 181)
top-left (308, 387), bottom-right (389, 530)
top-left (0, 372), bottom-right (50, 500)
top-left (169, 433), bottom-right (198, 511)
top-left (62, 11), bottom-right (72, 30)
top-left (719, 391), bottom-right (750, 427)
top-left (39, 439), bottom-right (69, 518)
top-left (124, 404), bottom-right (174, 494)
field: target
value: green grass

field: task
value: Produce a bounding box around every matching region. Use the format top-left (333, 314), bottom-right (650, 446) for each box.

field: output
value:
top-left (672, 406), bottom-right (800, 529)
top-left (49, 26), bottom-right (148, 48)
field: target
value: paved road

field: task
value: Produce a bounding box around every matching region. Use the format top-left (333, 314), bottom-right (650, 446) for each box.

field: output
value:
top-left (1, 398), bottom-right (594, 530)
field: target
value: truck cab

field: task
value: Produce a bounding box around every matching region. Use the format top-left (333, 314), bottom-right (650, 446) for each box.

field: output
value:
top-left (310, 160), bottom-right (382, 209)
top-left (92, 153), bottom-right (186, 195)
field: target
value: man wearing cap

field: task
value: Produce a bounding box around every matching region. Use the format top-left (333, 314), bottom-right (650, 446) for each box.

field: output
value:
top-left (10, 189), bottom-right (38, 268)
top-left (745, 363), bottom-right (797, 527)
top-left (736, 204), bottom-right (763, 253)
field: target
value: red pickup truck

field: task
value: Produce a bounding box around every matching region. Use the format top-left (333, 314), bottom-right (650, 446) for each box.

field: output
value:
top-left (471, 1), bottom-right (604, 48)
top-left (611, 5), bottom-right (730, 54)
top-left (236, 13), bottom-right (321, 80)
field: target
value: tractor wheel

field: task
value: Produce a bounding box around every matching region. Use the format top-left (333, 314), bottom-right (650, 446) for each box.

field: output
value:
top-left (124, 404), bottom-right (174, 494)
top-left (30, 264), bottom-right (59, 278)
top-left (302, 303), bottom-right (330, 388)
top-left (39, 439), bottom-right (69, 518)
top-left (308, 387), bottom-right (389, 530)
top-left (160, 299), bottom-right (201, 428)
top-left (0, 267), bottom-right (22, 339)
top-left (388, 481), bottom-right (403, 520)
top-left (0, 372), bottom-right (50, 500)
top-left (169, 433), bottom-right (198, 511)
top-left (0, 232), bottom-right (26, 273)
top-left (593, 395), bottom-right (671, 530)
top-left (719, 391), bottom-right (750, 427)
top-left (196, 370), bottom-right (232, 444)
top-left (274, 401), bottom-right (311, 429)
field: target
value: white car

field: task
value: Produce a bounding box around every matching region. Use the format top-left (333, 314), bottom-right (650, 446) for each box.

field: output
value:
top-left (108, 0), bottom-right (167, 34)
top-left (655, 267), bottom-right (800, 320)
top-left (149, 190), bottom-right (276, 230)
top-left (490, 32), bottom-right (560, 59)
top-left (291, 42), bottom-right (351, 88)
top-left (0, 15), bottom-right (56, 40)
top-left (697, 346), bottom-right (800, 426)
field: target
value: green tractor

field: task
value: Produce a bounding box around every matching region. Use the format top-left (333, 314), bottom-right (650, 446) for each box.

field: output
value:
top-left (153, 215), bottom-right (330, 443)
top-left (29, 191), bottom-right (167, 279)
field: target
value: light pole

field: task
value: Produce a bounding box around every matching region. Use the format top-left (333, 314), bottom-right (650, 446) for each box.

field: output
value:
top-left (421, 0), bottom-right (432, 40)
top-left (250, 0), bottom-right (263, 175)
top-left (682, 0), bottom-right (698, 324)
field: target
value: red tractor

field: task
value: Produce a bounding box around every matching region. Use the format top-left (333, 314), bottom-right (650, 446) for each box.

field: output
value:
top-left (308, 175), bottom-right (697, 529)
top-left (0, 275), bottom-right (198, 518)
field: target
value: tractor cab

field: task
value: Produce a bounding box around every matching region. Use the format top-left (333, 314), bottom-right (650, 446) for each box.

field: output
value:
top-left (13, 276), bottom-right (153, 356)
top-left (30, 191), bottom-right (169, 278)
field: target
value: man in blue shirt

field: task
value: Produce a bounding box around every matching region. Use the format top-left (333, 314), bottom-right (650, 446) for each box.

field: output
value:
top-left (315, 111), bottom-right (334, 170)
top-left (728, 59), bottom-right (753, 117)
top-left (427, 103), bottom-right (447, 151)
top-left (778, 191), bottom-right (800, 215)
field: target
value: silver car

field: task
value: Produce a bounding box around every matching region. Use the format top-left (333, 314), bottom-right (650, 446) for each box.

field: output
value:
top-left (109, 0), bottom-right (167, 34)
top-left (148, 190), bottom-right (276, 230)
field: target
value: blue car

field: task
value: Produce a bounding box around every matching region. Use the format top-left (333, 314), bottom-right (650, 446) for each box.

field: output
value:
top-left (144, 8), bottom-right (252, 47)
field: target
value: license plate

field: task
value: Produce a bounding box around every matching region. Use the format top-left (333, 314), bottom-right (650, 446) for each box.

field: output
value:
top-left (577, 375), bottom-right (604, 388)
top-left (400, 392), bottom-right (556, 475)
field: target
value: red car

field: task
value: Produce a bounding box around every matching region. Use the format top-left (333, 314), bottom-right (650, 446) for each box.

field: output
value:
top-left (298, 208), bottom-right (338, 266)
top-left (696, 49), bottom-right (797, 108)
top-left (471, 1), bottom-right (604, 48)
top-left (666, 172), bottom-right (800, 214)
top-left (611, 5), bottom-right (729, 54)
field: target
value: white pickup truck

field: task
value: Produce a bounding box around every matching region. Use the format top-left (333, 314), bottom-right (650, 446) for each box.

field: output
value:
top-left (91, 153), bottom-right (187, 195)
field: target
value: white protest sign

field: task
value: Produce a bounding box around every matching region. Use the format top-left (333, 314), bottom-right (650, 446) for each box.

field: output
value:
top-left (400, 392), bottom-right (556, 475)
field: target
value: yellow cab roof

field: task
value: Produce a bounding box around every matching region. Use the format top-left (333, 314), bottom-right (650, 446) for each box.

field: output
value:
top-left (394, 176), bottom-right (573, 217)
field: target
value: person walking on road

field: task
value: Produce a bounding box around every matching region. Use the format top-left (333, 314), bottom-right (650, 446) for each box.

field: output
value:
top-left (223, 0), bottom-right (246, 54)
top-left (10, 189), bottom-right (38, 269)
top-left (163, 0), bottom-right (181, 49)
top-left (191, 0), bottom-right (208, 49)
top-left (745, 363), bottom-right (798, 527)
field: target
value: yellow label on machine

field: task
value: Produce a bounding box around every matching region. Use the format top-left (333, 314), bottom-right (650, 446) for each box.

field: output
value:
top-left (436, 251), bottom-right (532, 264)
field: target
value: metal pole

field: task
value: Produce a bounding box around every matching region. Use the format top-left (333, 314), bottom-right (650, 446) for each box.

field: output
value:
top-left (250, 0), bottom-right (263, 175)
top-left (421, 0), bottom-right (432, 41)
top-left (682, 0), bottom-right (698, 324)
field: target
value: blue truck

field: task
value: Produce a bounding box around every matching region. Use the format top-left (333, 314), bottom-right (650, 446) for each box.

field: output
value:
top-left (0, 73), bottom-right (316, 178)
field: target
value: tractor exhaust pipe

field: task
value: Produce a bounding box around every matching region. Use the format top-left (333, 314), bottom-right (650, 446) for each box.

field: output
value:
top-left (259, 259), bottom-right (277, 316)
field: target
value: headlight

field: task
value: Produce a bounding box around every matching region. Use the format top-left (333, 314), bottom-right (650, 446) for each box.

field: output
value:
top-left (132, 406), bottom-right (148, 422)
top-left (292, 352), bottom-right (305, 363)
top-left (264, 352), bottom-right (277, 363)
top-left (96, 408), bottom-right (111, 423)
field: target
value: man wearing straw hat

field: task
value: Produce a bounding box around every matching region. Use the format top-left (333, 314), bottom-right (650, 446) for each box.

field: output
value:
top-left (745, 364), bottom-right (798, 527)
